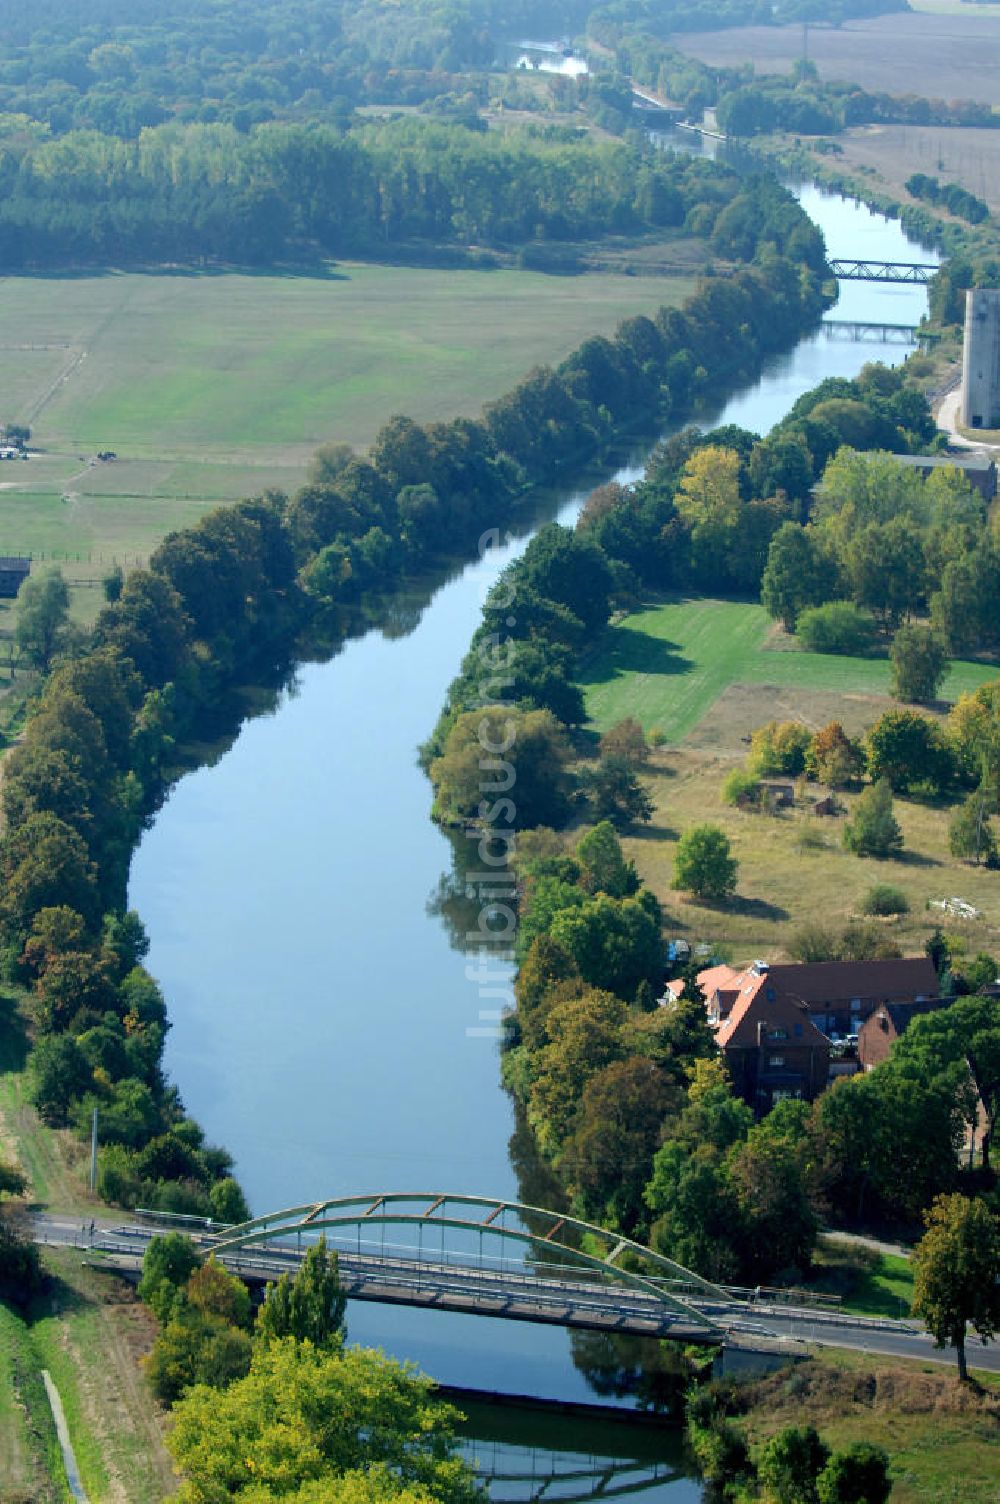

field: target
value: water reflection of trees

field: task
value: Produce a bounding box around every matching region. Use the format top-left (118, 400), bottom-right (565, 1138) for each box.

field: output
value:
top-left (426, 824), bottom-right (519, 959)
top-left (510, 1099), bottom-right (704, 1411)
top-left (569, 1331), bottom-right (696, 1418)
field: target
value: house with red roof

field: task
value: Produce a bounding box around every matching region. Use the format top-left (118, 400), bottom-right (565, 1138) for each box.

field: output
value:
top-left (695, 955), bottom-right (940, 1115)
top-left (697, 960), bottom-right (830, 1113)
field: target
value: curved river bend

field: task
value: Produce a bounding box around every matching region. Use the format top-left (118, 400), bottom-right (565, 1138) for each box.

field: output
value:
top-left (129, 181), bottom-right (936, 1494)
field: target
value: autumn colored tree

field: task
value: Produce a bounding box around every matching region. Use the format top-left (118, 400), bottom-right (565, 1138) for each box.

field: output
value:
top-left (806, 722), bottom-right (863, 788)
top-left (674, 445), bottom-right (743, 585)
top-left (527, 988), bottom-right (629, 1153)
top-left (598, 716), bottom-right (649, 768)
top-left (187, 1257), bottom-right (252, 1329)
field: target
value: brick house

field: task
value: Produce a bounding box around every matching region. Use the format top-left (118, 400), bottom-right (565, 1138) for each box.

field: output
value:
top-left (696, 956), bottom-right (940, 1114)
top-left (858, 1000), bottom-right (942, 1071)
top-left (699, 956), bottom-right (938, 1040)
top-left (857, 996), bottom-right (989, 1162)
top-left (699, 961), bottom-right (830, 1113)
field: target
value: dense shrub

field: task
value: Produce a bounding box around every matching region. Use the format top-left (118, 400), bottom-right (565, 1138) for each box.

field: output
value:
top-left (722, 767), bottom-right (762, 806)
top-left (861, 883), bottom-right (910, 916)
top-left (797, 600), bottom-right (876, 656)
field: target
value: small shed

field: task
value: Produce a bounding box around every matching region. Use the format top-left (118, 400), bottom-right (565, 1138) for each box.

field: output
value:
top-left (761, 781), bottom-right (795, 809)
top-left (0, 557), bottom-right (30, 598)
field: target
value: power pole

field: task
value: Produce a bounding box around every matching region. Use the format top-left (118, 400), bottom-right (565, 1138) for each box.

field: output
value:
top-left (90, 1107), bottom-right (98, 1193)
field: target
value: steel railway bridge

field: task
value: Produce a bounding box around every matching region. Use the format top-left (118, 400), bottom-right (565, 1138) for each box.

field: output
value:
top-left (827, 258), bottom-right (936, 284)
top-left (820, 318), bottom-right (933, 345)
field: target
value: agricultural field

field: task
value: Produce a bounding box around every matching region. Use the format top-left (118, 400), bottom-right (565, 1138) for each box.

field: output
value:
top-left (672, 11), bottom-right (1000, 104)
top-left (0, 264), bottom-right (695, 568)
top-left (823, 124), bottom-right (1000, 216)
top-left (581, 598), bottom-right (1000, 958)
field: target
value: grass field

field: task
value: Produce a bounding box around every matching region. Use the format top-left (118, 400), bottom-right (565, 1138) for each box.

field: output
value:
top-left (0, 1252), bottom-right (173, 1503)
top-left (580, 598), bottom-right (998, 742)
top-left (673, 12), bottom-right (1000, 104)
top-left (581, 599), bottom-right (1000, 958)
top-left (734, 1349), bottom-right (1000, 1504)
top-left (0, 265), bottom-right (694, 566)
top-left (811, 1238), bottom-right (916, 1318)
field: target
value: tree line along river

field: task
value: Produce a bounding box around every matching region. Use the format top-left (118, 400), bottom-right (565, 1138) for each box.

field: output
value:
top-left (128, 167), bottom-right (938, 1498)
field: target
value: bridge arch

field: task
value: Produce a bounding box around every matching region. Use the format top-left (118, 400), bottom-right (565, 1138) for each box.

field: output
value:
top-left (208, 1192), bottom-right (729, 1329)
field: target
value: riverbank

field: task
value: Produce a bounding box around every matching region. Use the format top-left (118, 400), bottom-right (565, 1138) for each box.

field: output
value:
top-left (0, 160), bottom-right (834, 1496)
top-left (129, 182), bottom-right (940, 1377)
top-left (707, 1347), bottom-right (1000, 1504)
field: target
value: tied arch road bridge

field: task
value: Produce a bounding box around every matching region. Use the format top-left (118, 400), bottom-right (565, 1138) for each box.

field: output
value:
top-left (33, 1192), bottom-right (1000, 1372)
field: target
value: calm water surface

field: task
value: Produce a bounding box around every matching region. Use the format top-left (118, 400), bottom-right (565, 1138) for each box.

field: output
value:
top-left (129, 183), bottom-right (936, 1487)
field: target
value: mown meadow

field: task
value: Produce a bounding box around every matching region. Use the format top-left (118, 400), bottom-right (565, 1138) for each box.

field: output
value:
top-left (581, 598), bottom-right (998, 742)
top-left (0, 265), bottom-right (694, 571)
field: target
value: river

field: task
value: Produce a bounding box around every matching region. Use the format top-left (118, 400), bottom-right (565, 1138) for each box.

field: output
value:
top-left (128, 176), bottom-right (937, 1495)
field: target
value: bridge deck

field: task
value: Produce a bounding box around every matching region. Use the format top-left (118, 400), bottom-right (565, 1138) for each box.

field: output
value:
top-left (94, 1234), bottom-right (723, 1340)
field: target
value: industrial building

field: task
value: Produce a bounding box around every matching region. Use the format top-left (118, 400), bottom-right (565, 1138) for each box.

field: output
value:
top-left (962, 287), bottom-right (1000, 430)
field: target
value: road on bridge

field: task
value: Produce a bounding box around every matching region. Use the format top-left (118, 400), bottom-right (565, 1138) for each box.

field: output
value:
top-left (31, 1211), bottom-right (1000, 1376)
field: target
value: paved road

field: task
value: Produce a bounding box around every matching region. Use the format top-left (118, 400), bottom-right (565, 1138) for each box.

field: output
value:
top-left (937, 384), bottom-right (1000, 453)
top-left (31, 1212), bottom-right (1000, 1375)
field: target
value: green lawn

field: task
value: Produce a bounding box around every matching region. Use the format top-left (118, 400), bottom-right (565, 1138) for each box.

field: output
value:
top-left (0, 265), bottom-right (693, 565)
top-left (581, 599), bottom-right (999, 740)
top-left (844, 1252), bottom-right (915, 1319)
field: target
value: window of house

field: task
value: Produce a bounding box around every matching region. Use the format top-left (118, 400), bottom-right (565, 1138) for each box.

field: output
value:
top-left (767, 1028), bottom-right (788, 1041)
top-left (769, 1055), bottom-right (785, 1067)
